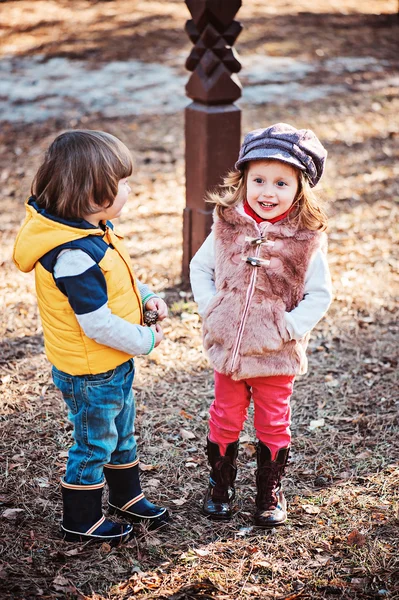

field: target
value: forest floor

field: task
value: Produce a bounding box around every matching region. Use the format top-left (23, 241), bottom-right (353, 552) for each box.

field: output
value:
top-left (0, 1), bottom-right (398, 599)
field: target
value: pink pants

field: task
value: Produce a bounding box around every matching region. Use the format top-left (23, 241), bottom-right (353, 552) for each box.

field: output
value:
top-left (209, 371), bottom-right (295, 459)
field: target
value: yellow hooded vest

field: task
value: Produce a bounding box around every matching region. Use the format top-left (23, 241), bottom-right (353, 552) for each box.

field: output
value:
top-left (13, 199), bottom-right (143, 375)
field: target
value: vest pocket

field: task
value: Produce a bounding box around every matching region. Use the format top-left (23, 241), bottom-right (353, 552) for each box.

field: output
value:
top-left (203, 291), bottom-right (223, 319)
top-left (240, 301), bottom-right (287, 355)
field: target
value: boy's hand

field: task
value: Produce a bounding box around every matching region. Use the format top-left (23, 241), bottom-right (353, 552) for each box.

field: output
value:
top-left (151, 323), bottom-right (164, 347)
top-left (145, 297), bottom-right (168, 321)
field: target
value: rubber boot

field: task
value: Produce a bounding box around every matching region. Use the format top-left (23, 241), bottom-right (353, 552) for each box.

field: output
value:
top-left (254, 443), bottom-right (289, 528)
top-left (104, 459), bottom-right (169, 529)
top-left (202, 438), bottom-right (238, 520)
top-left (61, 480), bottom-right (132, 545)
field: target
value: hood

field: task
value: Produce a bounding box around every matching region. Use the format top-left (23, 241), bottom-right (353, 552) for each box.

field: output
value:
top-left (13, 197), bottom-right (103, 273)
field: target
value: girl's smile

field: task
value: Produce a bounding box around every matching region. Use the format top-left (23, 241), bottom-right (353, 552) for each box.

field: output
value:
top-left (246, 160), bottom-right (299, 220)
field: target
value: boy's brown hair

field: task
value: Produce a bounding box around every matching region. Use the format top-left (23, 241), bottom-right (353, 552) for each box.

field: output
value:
top-left (32, 130), bottom-right (133, 220)
top-left (207, 162), bottom-right (328, 231)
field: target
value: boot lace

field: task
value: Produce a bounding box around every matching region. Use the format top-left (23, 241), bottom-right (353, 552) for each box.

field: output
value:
top-left (256, 463), bottom-right (284, 511)
top-left (211, 457), bottom-right (236, 501)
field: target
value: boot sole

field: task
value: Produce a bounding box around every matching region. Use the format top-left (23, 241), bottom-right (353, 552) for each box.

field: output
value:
top-left (108, 504), bottom-right (170, 528)
top-left (254, 516), bottom-right (287, 528)
top-left (201, 509), bottom-right (234, 521)
top-left (61, 527), bottom-right (132, 545)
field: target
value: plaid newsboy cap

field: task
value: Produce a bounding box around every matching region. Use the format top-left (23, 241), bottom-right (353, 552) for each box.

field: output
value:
top-left (235, 123), bottom-right (327, 187)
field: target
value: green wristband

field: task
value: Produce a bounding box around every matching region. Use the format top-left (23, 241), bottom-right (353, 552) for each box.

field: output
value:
top-left (146, 327), bottom-right (156, 355)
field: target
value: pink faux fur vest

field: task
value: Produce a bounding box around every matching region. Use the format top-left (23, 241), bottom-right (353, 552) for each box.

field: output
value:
top-left (202, 205), bottom-right (325, 380)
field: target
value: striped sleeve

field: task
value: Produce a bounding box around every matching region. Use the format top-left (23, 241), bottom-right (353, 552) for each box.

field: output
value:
top-left (53, 249), bottom-right (155, 355)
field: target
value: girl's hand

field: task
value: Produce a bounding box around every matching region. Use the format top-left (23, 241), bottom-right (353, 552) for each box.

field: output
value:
top-left (151, 323), bottom-right (164, 347)
top-left (145, 297), bottom-right (168, 321)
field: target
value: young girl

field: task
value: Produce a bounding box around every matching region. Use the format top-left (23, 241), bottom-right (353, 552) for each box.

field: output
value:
top-left (13, 130), bottom-right (169, 545)
top-left (190, 123), bottom-right (332, 527)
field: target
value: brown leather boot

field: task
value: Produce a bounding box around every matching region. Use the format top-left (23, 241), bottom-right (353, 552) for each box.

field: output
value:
top-left (254, 443), bottom-right (289, 528)
top-left (202, 439), bottom-right (238, 520)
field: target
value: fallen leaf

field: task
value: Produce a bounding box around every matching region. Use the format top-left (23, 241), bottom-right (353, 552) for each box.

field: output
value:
top-left (347, 529), bottom-right (367, 547)
top-left (193, 548), bottom-right (209, 556)
top-left (146, 478), bottom-right (161, 487)
top-left (326, 495), bottom-right (340, 506)
top-left (2, 508), bottom-right (24, 519)
top-left (172, 498), bottom-right (187, 506)
top-left (309, 418), bottom-right (325, 430)
top-left (180, 410), bottom-right (193, 420)
top-left (52, 575), bottom-right (72, 593)
top-left (180, 428), bottom-right (196, 440)
top-left (351, 577), bottom-right (368, 588)
top-left (64, 548), bottom-right (81, 556)
top-left (357, 450), bottom-right (372, 460)
top-left (139, 462), bottom-right (157, 471)
top-left (100, 542), bottom-right (112, 554)
top-left (34, 477), bottom-right (49, 488)
top-left (302, 504), bottom-right (321, 515)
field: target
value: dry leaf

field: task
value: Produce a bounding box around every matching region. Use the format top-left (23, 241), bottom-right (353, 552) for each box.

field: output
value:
top-left (34, 477), bottom-right (49, 488)
top-left (302, 504), bottom-right (321, 515)
top-left (64, 548), bottom-right (81, 556)
top-left (326, 495), bottom-right (340, 506)
top-left (347, 529), bottom-right (367, 547)
top-left (357, 450), bottom-right (372, 460)
top-left (309, 418), bottom-right (325, 430)
top-left (52, 575), bottom-right (75, 593)
top-left (2, 508), bottom-right (24, 519)
top-left (139, 462), bottom-right (157, 471)
top-left (193, 548), bottom-right (209, 556)
top-left (180, 428), bottom-right (196, 440)
top-left (172, 498), bottom-right (187, 506)
top-left (146, 478), bottom-right (161, 487)
top-left (180, 409), bottom-right (193, 420)
top-left (100, 542), bottom-right (112, 554)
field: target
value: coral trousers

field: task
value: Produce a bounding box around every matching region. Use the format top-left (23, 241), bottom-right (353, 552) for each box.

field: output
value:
top-left (209, 371), bottom-right (295, 459)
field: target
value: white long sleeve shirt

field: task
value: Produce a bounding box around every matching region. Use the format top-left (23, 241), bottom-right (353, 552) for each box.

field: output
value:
top-left (190, 231), bottom-right (332, 341)
top-left (53, 249), bottom-right (157, 356)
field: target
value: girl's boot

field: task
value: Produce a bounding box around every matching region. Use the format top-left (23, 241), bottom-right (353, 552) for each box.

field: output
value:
top-left (254, 443), bottom-right (289, 527)
top-left (202, 438), bottom-right (238, 520)
top-left (104, 459), bottom-right (169, 529)
top-left (61, 480), bottom-right (132, 545)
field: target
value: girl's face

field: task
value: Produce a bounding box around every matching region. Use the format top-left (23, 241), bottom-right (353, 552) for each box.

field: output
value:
top-left (246, 160), bottom-right (299, 220)
top-left (84, 178), bottom-right (131, 225)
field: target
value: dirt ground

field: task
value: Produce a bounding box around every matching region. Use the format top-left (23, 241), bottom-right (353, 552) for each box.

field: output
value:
top-left (0, 1), bottom-right (398, 599)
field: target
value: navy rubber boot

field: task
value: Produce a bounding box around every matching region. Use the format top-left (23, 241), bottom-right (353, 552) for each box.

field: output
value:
top-left (104, 459), bottom-right (169, 529)
top-left (61, 481), bottom-right (132, 545)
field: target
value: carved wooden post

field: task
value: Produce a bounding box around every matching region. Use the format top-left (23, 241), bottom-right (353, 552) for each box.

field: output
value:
top-left (182, 0), bottom-right (242, 282)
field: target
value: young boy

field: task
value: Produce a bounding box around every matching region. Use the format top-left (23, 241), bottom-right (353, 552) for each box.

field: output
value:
top-left (13, 130), bottom-right (169, 544)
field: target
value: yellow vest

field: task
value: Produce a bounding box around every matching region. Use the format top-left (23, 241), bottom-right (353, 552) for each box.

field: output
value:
top-left (13, 200), bottom-right (143, 375)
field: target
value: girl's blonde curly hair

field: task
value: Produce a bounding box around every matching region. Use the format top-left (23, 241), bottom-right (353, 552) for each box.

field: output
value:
top-left (207, 161), bottom-right (328, 231)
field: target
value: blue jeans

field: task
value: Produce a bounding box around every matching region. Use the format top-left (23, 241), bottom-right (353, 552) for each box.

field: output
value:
top-left (52, 359), bottom-right (137, 485)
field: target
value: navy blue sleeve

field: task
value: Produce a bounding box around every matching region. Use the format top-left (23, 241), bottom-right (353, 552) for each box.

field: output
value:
top-left (55, 263), bottom-right (108, 315)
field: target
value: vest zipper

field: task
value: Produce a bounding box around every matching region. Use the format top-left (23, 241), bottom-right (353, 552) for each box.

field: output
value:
top-left (229, 243), bottom-right (261, 373)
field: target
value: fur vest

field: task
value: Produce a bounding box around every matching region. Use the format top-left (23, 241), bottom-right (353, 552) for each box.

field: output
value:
top-left (202, 205), bottom-right (324, 380)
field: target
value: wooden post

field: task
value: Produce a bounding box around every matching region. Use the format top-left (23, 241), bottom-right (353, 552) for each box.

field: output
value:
top-left (182, 0), bottom-right (242, 282)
